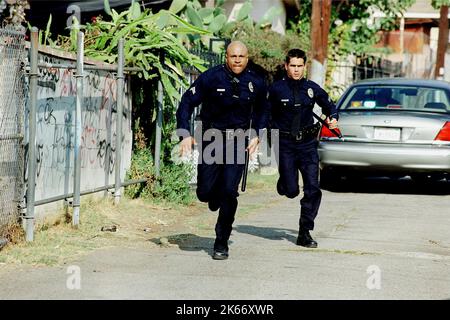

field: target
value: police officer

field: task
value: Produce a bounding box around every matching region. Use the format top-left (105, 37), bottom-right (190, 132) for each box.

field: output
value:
top-left (268, 48), bottom-right (338, 248)
top-left (176, 41), bottom-right (269, 260)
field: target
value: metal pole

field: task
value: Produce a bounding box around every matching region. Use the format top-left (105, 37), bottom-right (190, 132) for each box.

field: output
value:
top-left (399, 16), bottom-right (404, 58)
top-left (114, 38), bottom-right (124, 205)
top-left (73, 31), bottom-right (84, 227)
top-left (435, 5), bottom-right (449, 79)
top-left (25, 27), bottom-right (39, 242)
top-left (309, 0), bottom-right (331, 87)
top-left (34, 178), bottom-right (147, 207)
top-left (154, 80), bottom-right (163, 177)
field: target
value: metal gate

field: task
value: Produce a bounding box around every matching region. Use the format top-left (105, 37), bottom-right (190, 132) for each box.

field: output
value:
top-left (0, 26), bottom-right (26, 237)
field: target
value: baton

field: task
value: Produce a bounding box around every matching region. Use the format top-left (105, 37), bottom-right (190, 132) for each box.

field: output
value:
top-left (241, 107), bottom-right (253, 192)
top-left (241, 138), bottom-right (250, 192)
top-left (312, 112), bottom-right (342, 139)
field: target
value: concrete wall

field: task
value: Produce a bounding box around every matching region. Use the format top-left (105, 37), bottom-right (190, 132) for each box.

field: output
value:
top-left (27, 46), bottom-right (132, 218)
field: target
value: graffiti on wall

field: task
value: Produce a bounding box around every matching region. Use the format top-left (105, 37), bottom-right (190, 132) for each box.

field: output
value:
top-left (26, 52), bottom-right (132, 201)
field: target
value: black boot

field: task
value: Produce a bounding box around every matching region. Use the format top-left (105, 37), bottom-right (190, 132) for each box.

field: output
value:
top-left (296, 229), bottom-right (318, 248)
top-left (212, 250), bottom-right (229, 260)
top-left (213, 241), bottom-right (229, 260)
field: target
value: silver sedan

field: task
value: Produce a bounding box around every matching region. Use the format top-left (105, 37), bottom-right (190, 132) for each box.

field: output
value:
top-left (318, 78), bottom-right (450, 188)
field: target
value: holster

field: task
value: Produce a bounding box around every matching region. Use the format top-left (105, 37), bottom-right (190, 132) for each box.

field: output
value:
top-left (281, 123), bottom-right (321, 141)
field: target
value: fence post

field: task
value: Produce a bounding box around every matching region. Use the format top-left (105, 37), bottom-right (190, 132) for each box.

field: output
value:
top-left (114, 38), bottom-right (124, 205)
top-left (72, 31), bottom-right (84, 227)
top-left (25, 27), bottom-right (39, 242)
top-left (154, 80), bottom-right (163, 177)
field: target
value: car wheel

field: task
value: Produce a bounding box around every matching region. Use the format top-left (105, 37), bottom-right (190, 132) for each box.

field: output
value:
top-left (320, 167), bottom-right (340, 191)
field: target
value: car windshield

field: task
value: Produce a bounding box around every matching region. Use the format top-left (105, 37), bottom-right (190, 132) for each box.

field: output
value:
top-left (340, 85), bottom-right (450, 113)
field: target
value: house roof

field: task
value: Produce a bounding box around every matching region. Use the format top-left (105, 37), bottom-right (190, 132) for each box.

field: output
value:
top-left (371, 0), bottom-right (450, 19)
top-left (403, 0), bottom-right (450, 19)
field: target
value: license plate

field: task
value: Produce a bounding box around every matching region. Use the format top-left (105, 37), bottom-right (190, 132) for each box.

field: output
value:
top-left (373, 127), bottom-right (401, 141)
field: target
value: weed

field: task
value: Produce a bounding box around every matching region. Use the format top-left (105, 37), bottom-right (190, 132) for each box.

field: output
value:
top-left (125, 147), bottom-right (194, 205)
top-left (1, 223), bottom-right (25, 245)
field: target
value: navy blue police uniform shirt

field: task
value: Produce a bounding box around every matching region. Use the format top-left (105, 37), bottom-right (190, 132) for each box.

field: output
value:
top-left (176, 64), bottom-right (269, 138)
top-left (268, 77), bottom-right (338, 132)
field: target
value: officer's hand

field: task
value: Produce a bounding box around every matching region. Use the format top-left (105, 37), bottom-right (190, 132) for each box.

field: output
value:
top-left (327, 117), bottom-right (338, 130)
top-left (246, 137), bottom-right (259, 157)
top-left (179, 136), bottom-right (196, 157)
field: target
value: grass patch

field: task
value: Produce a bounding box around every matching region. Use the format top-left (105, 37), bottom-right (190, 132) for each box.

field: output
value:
top-left (0, 196), bottom-right (204, 266)
top-left (0, 172), bottom-right (279, 267)
top-left (238, 203), bottom-right (265, 217)
top-left (246, 171), bottom-right (278, 191)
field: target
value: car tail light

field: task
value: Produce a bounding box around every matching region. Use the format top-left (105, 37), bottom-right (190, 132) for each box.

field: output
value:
top-left (434, 121), bottom-right (450, 141)
top-left (320, 125), bottom-right (342, 138)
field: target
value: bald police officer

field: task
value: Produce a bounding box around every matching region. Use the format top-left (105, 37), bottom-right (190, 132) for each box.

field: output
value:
top-left (268, 49), bottom-right (339, 248)
top-left (176, 41), bottom-right (269, 260)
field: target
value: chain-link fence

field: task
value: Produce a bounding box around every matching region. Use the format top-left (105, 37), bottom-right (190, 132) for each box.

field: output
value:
top-left (0, 26), bottom-right (26, 237)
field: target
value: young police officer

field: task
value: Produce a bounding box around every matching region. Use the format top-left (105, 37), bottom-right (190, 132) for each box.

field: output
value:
top-left (268, 49), bottom-right (338, 248)
top-left (176, 41), bottom-right (269, 260)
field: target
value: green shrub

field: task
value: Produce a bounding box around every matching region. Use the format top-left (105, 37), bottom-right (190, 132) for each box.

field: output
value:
top-left (124, 147), bottom-right (156, 199)
top-left (153, 163), bottom-right (195, 205)
top-left (125, 147), bottom-right (194, 205)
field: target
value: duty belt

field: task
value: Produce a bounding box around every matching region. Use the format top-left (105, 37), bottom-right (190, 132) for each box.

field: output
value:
top-left (279, 123), bottom-right (321, 141)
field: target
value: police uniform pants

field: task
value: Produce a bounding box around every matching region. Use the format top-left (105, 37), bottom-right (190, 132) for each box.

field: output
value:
top-left (275, 138), bottom-right (322, 231)
top-left (196, 134), bottom-right (246, 252)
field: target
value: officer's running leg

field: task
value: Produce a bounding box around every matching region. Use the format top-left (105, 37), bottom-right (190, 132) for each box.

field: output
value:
top-left (208, 173), bottom-right (224, 211)
top-left (196, 162), bottom-right (221, 203)
top-left (297, 142), bottom-right (322, 231)
top-left (196, 138), bottom-right (222, 203)
top-left (276, 139), bottom-right (300, 198)
top-left (214, 162), bottom-right (245, 253)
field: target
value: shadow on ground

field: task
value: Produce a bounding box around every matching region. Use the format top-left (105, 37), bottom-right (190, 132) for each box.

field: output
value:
top-left (149, 234), bottom-right (216, 258)
top-left (234, 225), bottom-right (298, 244)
